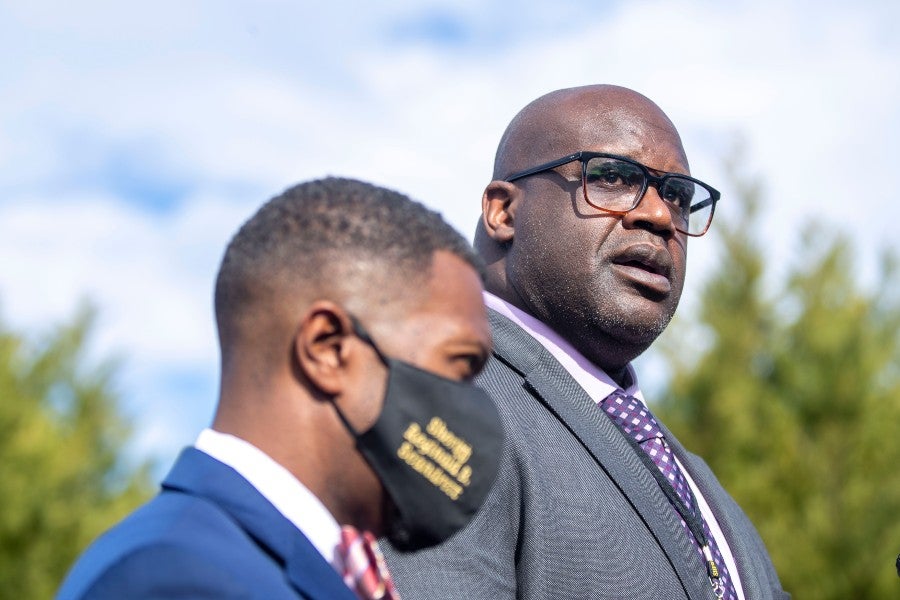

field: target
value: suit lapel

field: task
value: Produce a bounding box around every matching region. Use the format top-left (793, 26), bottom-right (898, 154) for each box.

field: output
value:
top-left (284, 544), bottom-right (359, 600)
top-left (659, 427), bottom-right (767, 598)
top-left (488, 310), bottom-right (712, 599)
top-left (163, 448), bottom-right (357, 600)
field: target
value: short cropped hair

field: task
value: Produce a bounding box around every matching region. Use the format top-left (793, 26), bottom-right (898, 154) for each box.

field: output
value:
top-left (214, 177), bottom-right (481, 346)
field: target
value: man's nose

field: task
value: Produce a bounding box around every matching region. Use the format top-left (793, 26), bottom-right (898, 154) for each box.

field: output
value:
top-left (620, 184), bottom-right (678, 236)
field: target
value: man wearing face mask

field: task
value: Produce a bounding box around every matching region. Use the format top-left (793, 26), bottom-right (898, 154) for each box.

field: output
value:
top-left (57, 177), bottom-right (503, 600)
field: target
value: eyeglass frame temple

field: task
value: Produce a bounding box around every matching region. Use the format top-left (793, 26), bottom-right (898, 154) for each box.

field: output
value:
top-left (504, 152), bottom-right (585, 182)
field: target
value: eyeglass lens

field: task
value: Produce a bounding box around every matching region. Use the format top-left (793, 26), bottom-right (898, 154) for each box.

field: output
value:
top-left (584, 156), bottom-right (713, 236)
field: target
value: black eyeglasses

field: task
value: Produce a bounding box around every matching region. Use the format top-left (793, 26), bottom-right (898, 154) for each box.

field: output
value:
top-left (505, 151), bottom-right (720, 237)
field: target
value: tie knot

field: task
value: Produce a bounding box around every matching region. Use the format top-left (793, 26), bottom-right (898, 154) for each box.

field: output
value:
top-left (338, 526), bottom-right (400, 600)
top-left (600, 390), bottom-right (663, 443)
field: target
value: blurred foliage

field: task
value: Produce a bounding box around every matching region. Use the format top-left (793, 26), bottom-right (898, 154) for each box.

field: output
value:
top-left (0, 306), bottom-right (153, 599)
top-left (656, 153), bottom-right (900, 598)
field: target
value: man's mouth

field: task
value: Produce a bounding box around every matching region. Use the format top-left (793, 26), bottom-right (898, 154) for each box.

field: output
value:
top-left (610, 244), bottom-right (673, 294)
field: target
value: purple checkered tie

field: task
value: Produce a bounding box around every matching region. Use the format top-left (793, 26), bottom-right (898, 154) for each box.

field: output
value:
top-left (601, 389), bottom-right (738, 600)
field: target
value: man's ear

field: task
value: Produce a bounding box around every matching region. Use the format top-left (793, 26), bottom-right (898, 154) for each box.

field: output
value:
top-left (293, 301), bottom-right (355, 397)
top-left (482, 181), bottom-right (520, 244)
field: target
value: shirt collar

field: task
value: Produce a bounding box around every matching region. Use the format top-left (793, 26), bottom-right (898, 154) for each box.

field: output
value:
top-left (194, 428), bottom-right (342, 567)
top-left (483, 291), bottom-right (643, 404)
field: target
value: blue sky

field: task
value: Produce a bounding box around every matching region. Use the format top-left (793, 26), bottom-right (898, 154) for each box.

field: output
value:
top-left (2, 0), bottom-right (898, 470)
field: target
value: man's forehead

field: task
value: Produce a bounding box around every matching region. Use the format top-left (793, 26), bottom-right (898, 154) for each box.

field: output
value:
top-left (580, 108), bottom-right (687, 169)
top-left (494, 85), bottom-right (689, 178)
top-left (531, 96), bottom-right (687, 170)
top-left (367, 252), bottom-right (491, 351)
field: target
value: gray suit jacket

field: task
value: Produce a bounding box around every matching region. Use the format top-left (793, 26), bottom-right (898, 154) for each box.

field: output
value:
top-left (384, 309), bottom-right (788, 599)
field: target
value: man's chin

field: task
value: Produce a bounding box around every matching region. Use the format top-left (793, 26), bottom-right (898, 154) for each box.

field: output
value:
top-left (589, 304), bottom-right (675, 351)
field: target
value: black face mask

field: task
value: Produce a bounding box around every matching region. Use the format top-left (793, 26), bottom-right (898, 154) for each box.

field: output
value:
top-left (330, 316), bottom-right (504, 552)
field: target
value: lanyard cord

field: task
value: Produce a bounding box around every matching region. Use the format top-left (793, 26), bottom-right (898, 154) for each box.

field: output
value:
top-left (620, 433), bottom-right (724, 586)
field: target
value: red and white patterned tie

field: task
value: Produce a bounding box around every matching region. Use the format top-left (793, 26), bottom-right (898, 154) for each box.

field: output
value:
top-left (337, 525), bottom-right (401, 600)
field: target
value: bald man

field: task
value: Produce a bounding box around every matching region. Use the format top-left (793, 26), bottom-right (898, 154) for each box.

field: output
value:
top-left (58, 178), bottom-right (504, 599)
top-left (384, 86), bottom-right (788, 599)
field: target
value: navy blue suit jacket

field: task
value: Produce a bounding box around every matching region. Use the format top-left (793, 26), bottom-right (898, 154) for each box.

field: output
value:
top-left (57, 448), bottom-right (358, 600)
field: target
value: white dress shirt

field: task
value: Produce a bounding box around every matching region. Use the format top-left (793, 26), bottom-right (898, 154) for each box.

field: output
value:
top-left (194, 428), bottom-right (342, 568)
top-left (485, 291), bottom-right (745, 599)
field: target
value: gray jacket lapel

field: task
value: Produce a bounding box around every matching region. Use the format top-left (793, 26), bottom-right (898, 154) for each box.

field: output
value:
top-left (488, 309), bottom-right (713, 599)
top-left (660, 426), bottom-right (778, 599)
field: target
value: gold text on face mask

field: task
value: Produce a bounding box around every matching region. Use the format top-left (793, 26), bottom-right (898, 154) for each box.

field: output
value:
top-left (396, 418), bottom-right (475, 500)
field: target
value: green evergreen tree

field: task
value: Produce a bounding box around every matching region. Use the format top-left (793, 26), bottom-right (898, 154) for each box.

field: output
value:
top-left (0, 305), bottom-right (152, 599)
top-left (656, 156), bottom-right (900, 598)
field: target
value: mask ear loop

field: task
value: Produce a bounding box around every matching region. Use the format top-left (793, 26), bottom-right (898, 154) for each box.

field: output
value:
top-left (331, 398), bottom-right (360, 437)
top-left (348, 314), bottom-right (390, 367)
top-left (332, 314), bottom-right (390, 437)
